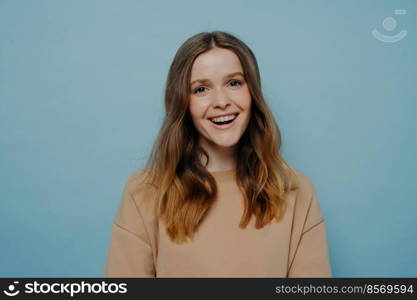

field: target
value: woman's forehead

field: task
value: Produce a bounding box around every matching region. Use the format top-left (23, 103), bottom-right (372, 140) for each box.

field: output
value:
top-left (190, 48), bottom-right (243, 81)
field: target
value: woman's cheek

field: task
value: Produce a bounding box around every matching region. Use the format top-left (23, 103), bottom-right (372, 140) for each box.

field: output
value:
top-left (189, 100), bottom-right (206, 120)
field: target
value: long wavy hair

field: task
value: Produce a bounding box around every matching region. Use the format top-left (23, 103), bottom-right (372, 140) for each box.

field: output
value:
top-left (143, 31), bottom-right (299, 244)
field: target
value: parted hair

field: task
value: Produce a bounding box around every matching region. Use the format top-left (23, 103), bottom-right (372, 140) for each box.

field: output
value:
top-left (143, 31), bottom-right (299, 244)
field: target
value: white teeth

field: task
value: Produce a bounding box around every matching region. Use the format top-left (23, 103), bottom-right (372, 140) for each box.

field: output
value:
top-left (210, 114), bottom-right (236, 123)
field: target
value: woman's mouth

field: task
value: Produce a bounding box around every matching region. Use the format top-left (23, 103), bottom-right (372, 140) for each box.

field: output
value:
top-left (208, 113), bottom-right (239, 130)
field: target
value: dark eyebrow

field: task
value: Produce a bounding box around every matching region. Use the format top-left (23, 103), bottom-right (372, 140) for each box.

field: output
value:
top-left (190, 72), bottom-right (244, 86)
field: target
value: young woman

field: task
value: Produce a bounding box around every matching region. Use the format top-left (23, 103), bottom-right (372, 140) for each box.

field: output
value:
top-left (104, 31), bottom-right (332, 277)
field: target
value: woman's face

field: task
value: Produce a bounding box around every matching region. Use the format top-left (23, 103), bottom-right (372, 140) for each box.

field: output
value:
top-left (189, 47), bottom-right (252, 150)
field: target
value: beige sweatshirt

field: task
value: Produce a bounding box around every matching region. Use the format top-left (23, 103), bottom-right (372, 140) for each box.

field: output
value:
top-left (103, 168), bottom-right (332, 277)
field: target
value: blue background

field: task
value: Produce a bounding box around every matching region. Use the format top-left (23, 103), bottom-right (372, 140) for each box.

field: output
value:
top-left (1, 0), bottom-right (416, 277)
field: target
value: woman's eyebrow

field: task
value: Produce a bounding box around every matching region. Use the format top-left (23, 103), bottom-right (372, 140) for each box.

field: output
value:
top-left (190, 71), bottom-right (244, 85)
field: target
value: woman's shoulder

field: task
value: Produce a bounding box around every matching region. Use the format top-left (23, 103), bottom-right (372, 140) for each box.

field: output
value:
top-left (114, 168), bottom-right (159, 240)
top-left (288, 168), bottom-right (319, 209)
top-left (291, 169), bottom-right (315, 195)
top-left (123, 168), bottom-right (158, 207)
top-left (126, 166), bottom-right (153, 185)
top-left (290, 168), bottom-right (325, 227)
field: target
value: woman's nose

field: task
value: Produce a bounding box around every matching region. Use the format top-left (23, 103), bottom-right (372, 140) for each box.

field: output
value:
top-left (212, 88), bottom-right (231, 108)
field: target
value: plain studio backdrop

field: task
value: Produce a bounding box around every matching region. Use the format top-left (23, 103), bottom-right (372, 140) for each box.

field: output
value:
top-left (0, 0), bottom-right (416, 277)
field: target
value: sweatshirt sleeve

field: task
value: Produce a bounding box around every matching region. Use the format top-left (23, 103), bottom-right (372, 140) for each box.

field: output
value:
top-left (287, 182), bottom-right (332, 278)
top-left (103, 181), bottom-right (156, 277)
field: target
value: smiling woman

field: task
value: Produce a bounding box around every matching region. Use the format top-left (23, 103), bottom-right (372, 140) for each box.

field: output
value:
top-left (103, 31), bottom-right (332, 278)
top-left (189, 47), bottom-right (252, 166)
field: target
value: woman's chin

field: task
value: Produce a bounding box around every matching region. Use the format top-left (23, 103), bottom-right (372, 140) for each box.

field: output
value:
top-left (209, 139), bottom-right (239, 149)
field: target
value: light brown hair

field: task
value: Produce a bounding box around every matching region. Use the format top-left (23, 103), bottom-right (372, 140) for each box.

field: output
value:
top-left (144, 31), bottom-right (298, 244)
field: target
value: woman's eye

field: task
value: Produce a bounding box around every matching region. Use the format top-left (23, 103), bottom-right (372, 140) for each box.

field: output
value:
top-left (193, 86), bottom-right (206, 94)
top-left (229, 80), bottom-right (242, 87)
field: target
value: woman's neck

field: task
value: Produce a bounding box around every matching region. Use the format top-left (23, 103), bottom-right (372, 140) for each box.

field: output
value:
top-left (198, 139), bottom-right (237, 172)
